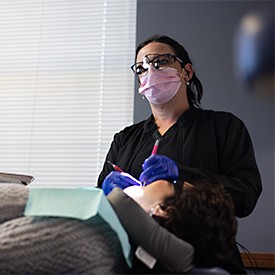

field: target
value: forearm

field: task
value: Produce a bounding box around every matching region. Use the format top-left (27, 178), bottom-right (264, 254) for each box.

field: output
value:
top-left (178, 164), bottom-right (262, 217)
top-left (97, 132), bottom-right (124, 188)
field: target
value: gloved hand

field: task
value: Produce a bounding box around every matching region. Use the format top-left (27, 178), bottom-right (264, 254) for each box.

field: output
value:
top-left (102, 171), bottom-right (142, 195)
top-left (139, 154), bottom-right (179, 185)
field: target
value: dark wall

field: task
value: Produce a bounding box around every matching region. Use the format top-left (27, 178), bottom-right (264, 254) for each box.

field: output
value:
top-left (134, 0), bottom-right (274, 253)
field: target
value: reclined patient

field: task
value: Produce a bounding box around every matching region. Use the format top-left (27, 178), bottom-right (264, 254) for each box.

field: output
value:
top-left (0, 179), bottom-right (237, 274)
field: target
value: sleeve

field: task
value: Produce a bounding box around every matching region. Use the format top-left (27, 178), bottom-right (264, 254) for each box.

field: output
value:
top-left (107, 188), bottom-right (194, 273)
top-left (97, 132), bottom-right (121, 188)
top-left (178, 114), bottom-right (262, 218)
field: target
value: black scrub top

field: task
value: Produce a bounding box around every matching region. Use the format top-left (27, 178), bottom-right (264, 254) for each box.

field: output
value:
top-left (98, 107), bottom-right (262, 218)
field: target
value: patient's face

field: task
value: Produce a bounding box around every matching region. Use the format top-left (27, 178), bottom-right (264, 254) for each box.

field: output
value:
top-left (123, 180), bottom-right (171, 198)
top-left (123, 180), bottom-right (175, 214)
top-left (123, 185), bottom-right (144, 199)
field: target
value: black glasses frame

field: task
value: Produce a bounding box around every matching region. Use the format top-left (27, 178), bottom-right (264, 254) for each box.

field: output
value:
top-left (131, 53), bottom-right (183, 76)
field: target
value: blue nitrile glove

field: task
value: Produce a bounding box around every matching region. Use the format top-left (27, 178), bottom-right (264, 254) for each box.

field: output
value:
top-left (139, 154), bottom-right (179, 185)
top-left (102, 171), bottom-right (142, 195)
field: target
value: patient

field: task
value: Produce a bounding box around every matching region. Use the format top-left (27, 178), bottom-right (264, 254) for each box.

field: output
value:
top-left (0, 179), bottom-right (237, 274)
top-left (109, 179), bottom-right (237, 273)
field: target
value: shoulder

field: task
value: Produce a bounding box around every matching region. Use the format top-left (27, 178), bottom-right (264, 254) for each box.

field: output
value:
top-left (193, 109), bottom-right (251, 146)
top-left (194, 108), bottom-right (245, 128)
top-left (120, 119), bottom-right (148, 134)
top-left (113, 117), bottom-right (153, 143)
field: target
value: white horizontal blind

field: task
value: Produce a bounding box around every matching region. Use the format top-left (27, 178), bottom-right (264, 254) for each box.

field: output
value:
top-left (0, 0), bottom-right (136, 186)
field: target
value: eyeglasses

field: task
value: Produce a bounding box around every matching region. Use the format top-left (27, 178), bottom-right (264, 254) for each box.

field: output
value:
top-left (131, 54), bottom-right (183, 77)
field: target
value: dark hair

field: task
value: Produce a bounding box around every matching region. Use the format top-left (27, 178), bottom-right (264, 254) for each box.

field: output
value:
top-left (135, 34), bottom-right (203, 108)
top-left (156, 179), bottom-right (237, 267)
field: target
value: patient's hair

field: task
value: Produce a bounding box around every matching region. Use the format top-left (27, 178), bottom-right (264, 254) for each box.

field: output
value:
top-left (156, 179), bottom-right (237, 267)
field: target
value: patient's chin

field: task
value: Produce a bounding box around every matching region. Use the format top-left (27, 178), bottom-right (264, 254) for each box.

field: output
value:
top-left (123, 185), bottom-right (144, 199)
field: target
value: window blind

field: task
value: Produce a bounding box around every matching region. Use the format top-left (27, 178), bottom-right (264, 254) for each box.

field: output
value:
top-left (0, 0), bottom-right (136, 186)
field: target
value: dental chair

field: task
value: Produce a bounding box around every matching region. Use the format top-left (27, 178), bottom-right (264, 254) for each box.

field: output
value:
top-left (0, 183), bottom-right (231, 274)
top-left (188, 267), bottom-right (230, 274)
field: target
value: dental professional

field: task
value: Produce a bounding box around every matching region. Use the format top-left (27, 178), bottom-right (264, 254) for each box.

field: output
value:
top-left (97, 35), bottom-right (262, 274)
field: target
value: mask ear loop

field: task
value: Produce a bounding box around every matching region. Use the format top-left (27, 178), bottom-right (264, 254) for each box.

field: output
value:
top-left (181, 66), bottom-right (190, 85)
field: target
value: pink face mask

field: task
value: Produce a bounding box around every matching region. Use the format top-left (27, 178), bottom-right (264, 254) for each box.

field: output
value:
top-left (138, 67), bottom-right (181, 105)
